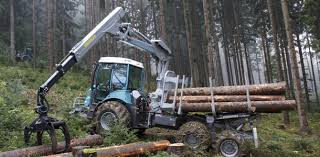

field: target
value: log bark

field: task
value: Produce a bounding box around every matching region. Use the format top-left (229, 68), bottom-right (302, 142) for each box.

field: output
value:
top-left (170, 82), bottom-right (286, 96)
top-left (176, 100), bottom-right (296, 113)
top-left (45, 140), bottom-right (172, 157)
top-left (0, 135), bottom-right (103, 157)
top-left (90, 140), bottom-right (170, 157)
top-left (168, 95), bottom-right (285, 103)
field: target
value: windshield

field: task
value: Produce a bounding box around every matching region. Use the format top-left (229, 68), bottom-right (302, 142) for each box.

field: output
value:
top-left (111, 64), bottom-right (128, 90)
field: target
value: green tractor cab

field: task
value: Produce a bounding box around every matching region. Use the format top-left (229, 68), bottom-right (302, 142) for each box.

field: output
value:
top-left (92, 57), bottom-right (144, 103)
top-left (75, 57), bottom-right (148, 133)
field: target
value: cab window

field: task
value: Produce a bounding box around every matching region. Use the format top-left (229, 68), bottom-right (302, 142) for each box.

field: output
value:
top-left (96, 64), bottom-right (112, 87)
top-left (128, 65), bottom-right (142, 90)
top-left (111, 64), bottom-right (128, 90)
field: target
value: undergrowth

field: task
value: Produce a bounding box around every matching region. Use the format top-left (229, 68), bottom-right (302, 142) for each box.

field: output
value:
top-left (0, 63), bottom-right (319, 157)
top-left (0, 63), bottom-right (90, 151)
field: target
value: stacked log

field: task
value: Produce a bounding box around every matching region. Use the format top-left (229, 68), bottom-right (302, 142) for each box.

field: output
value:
top-left (168, 82), bottom-right (296, 113)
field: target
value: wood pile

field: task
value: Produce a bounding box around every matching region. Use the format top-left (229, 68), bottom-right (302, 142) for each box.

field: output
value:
top-left (168, 82), bottom-right (296, 113)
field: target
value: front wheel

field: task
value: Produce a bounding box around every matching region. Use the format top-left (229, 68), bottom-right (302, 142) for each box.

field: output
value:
top-left (94, 101), bottom-right (130, 134)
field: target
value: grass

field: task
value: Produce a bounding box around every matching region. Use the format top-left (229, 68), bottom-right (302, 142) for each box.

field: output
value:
top-left (0, 63), bottom-right (319, 157)
top-left (247, 112), bottom-right (320, 157)
top-left (0, 63), bottom-right (90, 151)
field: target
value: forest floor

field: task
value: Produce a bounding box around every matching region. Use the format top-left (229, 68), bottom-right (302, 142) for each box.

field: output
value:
top-left (0, 63), bottom-right (319, 157)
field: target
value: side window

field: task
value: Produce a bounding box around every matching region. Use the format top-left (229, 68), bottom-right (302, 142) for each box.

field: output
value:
top-left (96, 64), bottom-right (112, 86)
top-left (111, 64), bottom-right (128, 90)
top-left (128, 66), bottom-right (142, 90)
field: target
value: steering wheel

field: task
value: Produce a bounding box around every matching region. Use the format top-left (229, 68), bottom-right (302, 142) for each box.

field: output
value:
top-left (97, 80), bottom-right (110, 91)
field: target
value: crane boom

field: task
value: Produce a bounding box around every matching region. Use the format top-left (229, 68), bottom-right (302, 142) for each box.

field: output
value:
top-left (25, 7), bottom-right (172, 153)
top-left (39, 7), bottom-right (171, 101)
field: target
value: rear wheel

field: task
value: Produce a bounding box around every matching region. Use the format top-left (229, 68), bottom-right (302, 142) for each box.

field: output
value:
top-left (94, 101), bottom-right (130, 134)
top-left (216, 130), bottom-right (243, 157)
top-left (177, 121), bottom-right (211, 151)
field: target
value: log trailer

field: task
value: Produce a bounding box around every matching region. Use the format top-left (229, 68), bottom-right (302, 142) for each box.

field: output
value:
top-left (24, 7), bottom-right (295, 157)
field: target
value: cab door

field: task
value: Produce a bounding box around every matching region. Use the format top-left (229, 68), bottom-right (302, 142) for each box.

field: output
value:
top-left (94, 64), bottom-right (112, 101)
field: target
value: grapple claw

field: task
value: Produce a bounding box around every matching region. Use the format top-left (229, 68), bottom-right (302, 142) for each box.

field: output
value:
top-left (24, 116), bottom-right (70, 154)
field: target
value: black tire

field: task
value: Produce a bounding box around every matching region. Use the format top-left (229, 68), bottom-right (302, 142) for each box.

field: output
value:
top-left (22, 56), bottom-right (28, 61)
top-left (177, 121), bottom-right (211, 151)
top-left (216, 130), bottom-right (243, 157)
top-left (94, 101), bottom-right (130, 134)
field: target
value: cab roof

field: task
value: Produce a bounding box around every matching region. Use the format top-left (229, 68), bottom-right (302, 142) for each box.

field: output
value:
top-left (98, 57), bottom-right (144, 69)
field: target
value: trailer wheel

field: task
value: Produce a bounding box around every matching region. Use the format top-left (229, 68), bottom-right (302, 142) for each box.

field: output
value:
top-left (94, 101), bottom-right (130, 134)
top-left (216, 130), bottom-right (243, 157)
top-left (177, 121), bottom-right (211, 151)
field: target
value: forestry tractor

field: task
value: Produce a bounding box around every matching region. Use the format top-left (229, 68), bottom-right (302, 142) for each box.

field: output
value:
top-left (16, 47), bottom-right (33, 62)
top-left (24, 7), bottom-right (293, 157)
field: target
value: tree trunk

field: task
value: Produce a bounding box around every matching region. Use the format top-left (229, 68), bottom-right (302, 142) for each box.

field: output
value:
top-left (53, 0), bottom-right (57, 63)
top-left (215, 42), bottom-right (224, 86)
top-left (280, 37), bottom-right (290, 125)
top-left (296, 33), bottom-right (310, 110)
top-left (281, 0), bottom-right (310, 134)
top-left (177, 100), bottom-right (296, 113)
top-left (267, 0), bottom-right (284, 82)
top-left (151, 0), bottom-right (158, 38)
top-left (261, 30), bottom-right (271, 83)
top-left (225, 47), bottom-right (233, 85)
top-left (159, 0), bottom-right (167, 40)
top-left (89, 0), bottom-right (95, 65)
top-left (244, 43), bottom-right (254, 84)
top-left (62, 1), bottom-right (66, 56)
top-left (203, 0), bottom-right (215, 79)
top-left (307, 34), bottom-right (319, 106)
top-left (283, 36), bottom-right (294, 98)
top-left (183, 0), bottom-right (206, 87)
top-left (10, 0), bottom-right (15, 64)
top-left (255, 46), bottom-right (262, 84)
top-left (139, 0), bottom-right (151, 92)
top-left (47, 0), bottom-right (54, 71)
top-left (32, 0), bottom-right (36, 69)
top-left (232, 44), bottom-right (240, 85)
top-left (268, 0), bottom-right (290, 125)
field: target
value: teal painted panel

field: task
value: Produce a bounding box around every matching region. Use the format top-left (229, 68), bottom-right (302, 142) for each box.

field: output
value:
top-left (103, 90), bottom-right (133, 105)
